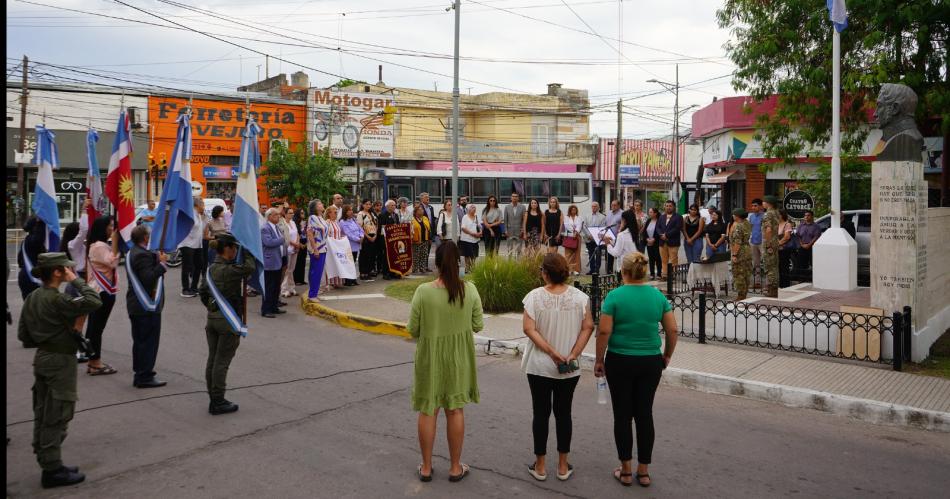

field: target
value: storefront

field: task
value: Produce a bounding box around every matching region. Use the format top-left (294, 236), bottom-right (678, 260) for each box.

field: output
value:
top-left (147, 95), bottom-right (307, 208)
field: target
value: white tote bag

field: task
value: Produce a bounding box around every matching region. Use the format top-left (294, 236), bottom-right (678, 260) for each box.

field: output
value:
top-left (325, 236), bottom-right (358, 280)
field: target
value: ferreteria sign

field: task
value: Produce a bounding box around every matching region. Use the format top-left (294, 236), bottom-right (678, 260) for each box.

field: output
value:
top-left (156, 101), bottom-right (298, 139)
top-left (308, 89), bottom-right (395, 160)
top-left (783, 190), bottom-right (814, 219)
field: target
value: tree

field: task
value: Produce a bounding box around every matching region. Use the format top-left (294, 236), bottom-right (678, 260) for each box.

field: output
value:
top-left (332, 78), bottom-right (367, 88)
top-left (263, 142), bottom-right (345, 208)
top-left (789, 158), bottom-right (871, 217)
top-left (716, 0), bottom-right (949, 161)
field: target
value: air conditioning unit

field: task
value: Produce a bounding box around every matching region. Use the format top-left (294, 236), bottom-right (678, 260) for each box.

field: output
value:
top-left (269, 138), bottom-right (289, 160)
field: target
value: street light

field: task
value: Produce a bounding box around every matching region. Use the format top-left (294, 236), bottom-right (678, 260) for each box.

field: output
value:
top-left (647, 65), bottom-right (681, 187)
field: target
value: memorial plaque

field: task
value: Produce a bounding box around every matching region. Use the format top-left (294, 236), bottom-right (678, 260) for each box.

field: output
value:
top-left (870, 160), bottom-right (927, 327)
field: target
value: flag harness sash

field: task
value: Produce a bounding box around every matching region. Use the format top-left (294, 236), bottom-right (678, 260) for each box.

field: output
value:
top-left (87, 258), bottom-right (117, 295)
top-left (204, 266), bottom-right (248, 337)
top-left (125, 250), bottom-right (164, 312)
top-left (20, 243), bottom-right (42, 285)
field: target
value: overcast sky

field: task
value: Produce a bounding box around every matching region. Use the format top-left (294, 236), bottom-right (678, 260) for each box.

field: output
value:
top-left (7, 0), bottom-right (739, 139)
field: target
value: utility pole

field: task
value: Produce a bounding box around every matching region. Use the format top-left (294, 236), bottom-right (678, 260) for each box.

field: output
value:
top-left (673, 64), bottom-right (679, 189)
top-left (16, 55), bottom-right (29, 226)
top-left (615, 99), bottom-right (622, 205)
top-left (450, 0), bottom-right (461, 241)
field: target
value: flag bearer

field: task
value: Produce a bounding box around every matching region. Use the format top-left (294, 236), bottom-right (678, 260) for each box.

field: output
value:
top-left (199, 233), bottom-right (256, 415)
top-left (18, 253), bottom-right (102, 488)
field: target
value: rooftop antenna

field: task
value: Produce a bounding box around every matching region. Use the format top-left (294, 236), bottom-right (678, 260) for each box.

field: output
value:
top-left (188, 94), bottom-right (194, 117)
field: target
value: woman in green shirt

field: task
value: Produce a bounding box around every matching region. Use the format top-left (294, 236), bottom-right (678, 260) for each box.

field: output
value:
top-left (594, 252), bottom-right (678, 488)
top-left (407, 241), bottom-right (484, 483)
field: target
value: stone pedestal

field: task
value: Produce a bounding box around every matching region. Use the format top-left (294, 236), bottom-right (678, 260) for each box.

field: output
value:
top-left (870, 160), bottom-right (927, 327)
top-left (812, 228), bottom-right (857, 291)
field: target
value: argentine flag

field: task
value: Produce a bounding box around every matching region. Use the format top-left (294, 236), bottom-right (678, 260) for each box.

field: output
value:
top-left (149, 113), bottom-right (195, 251)
top-left (32, 125), bottom-right (61, 251)
top-left (827, 0), bottom-right (847, 32)
top-left (231, 117), bottom-right (266, 293)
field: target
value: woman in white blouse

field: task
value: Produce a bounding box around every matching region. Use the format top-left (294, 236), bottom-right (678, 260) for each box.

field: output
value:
top-left (281, 208), bottom-right (304, 297)
top-left (604, 211), bottom-right (643, 274)
top-left (459, 204), bottom-right (482, 270)
top-left (561, 205), bottom-right (584, 275)
top-left (435, 199), bottom-right (454, 244)
top-left (522, 253), bottom-right (594, 482)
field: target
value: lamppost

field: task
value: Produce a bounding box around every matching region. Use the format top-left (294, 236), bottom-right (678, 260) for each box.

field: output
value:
top-left (647, 64), bottom-right (681, 189)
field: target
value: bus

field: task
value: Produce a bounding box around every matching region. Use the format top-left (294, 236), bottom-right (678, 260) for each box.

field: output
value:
top-left (360, 168), bottom-right (595, 219)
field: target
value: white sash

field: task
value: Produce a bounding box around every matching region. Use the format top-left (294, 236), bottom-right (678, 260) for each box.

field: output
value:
top-left (125, 249), bottom-right (164, 312)
top-left (20, 243), bottom-right (42, 285)
top-left (205, 267), bottom-right (248, 337)
top-left (87, 258), bottom-right (117, 295)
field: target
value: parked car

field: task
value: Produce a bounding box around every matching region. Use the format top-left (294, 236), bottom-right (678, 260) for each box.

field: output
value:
top-left (815, 209), bottom-right (871, 286)
top-left (132, 203), bottom-right (182, 267)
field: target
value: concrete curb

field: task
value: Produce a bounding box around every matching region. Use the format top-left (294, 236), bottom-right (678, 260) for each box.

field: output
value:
top-left (306, 299), bottom-right (950, 432)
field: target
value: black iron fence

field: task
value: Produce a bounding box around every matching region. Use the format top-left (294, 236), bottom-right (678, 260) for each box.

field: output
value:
top-left (575, 271), bottom-right (912, 370)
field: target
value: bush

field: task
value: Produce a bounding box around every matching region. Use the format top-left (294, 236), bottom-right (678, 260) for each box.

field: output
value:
top-left (467, 250), bottom-right (544, 313)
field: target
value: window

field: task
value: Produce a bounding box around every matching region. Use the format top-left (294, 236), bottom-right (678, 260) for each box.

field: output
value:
top-left (209, 155), bottom-right (238, 166)
top-left (471, 178), bottom-right (496, 202)
top-left (572, 179), bottom-right (590, 202)
top-left (550, 179), bottom-right (570, 202)
top-left (857, 213), bottom-right (871, 232)
top-left (525, 178), bottom-right (548, 199)
top-left (388, 178), bottom-right (413, 201)
top-left (415, 178), bottom-right (442, 202)
top-left (497, 178), bottom-right (524, 200)
top-left (441, 178), bottom-right (469, 200)
top-left (532, 124), bottom-right (554, 156)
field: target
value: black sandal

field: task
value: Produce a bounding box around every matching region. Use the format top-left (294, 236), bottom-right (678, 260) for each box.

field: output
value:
top-left (417, 464), bottom-right (432, 483)
top-left (636, 473), bottom-right (652, 487)
top-left (614, 468), bottom-right (633, 487)
top-left (88, 364), bottom-right (118, 376)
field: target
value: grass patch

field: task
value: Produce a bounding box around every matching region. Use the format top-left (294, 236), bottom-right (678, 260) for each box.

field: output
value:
top-left (384, 276), bottom-right (436, 302)
top-left (904, 329), bottom-right (950, 379)
top-left (468, 252), bottom-right (544, 313)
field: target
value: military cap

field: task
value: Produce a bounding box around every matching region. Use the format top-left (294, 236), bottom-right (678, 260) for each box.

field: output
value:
top-left (732, 208), bottom-right (748, 218)
top-left (763, 195), bottom-right (780, 206)
top-left (31, 252), bottom-right (76, 277)
top-left (214, 232), bottom-right (239, 245)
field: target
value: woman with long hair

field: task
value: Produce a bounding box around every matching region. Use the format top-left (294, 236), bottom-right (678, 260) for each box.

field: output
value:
top-left (17, 216), bottom-right (47, 299)
top-left (306, 199), bottom-right (328, 301)
top-left (644, 208), bottom-right (662, 280)
top-left (523, 199), bottom-right (543, 251)
top-left (605, 211), bottom-right (643, 274)
top-left (595, 252), bottom-right (678, 488)
top-left (704, 209), bottom-right (728, 259)
top-left (543, 197), bottom-right (564, 254)
top-left (561, 205), bottom-right (583, 275)
top-left (411, 205), bottom-right (432, 274)
top-left (481, 195), bottom-right (503, 257)
top-left (339, 204), bottom-right (364, 286)
top-left (407, 241), bottom-right (483, 483)
top-left (356, 199), bottom-right (378, 281)
top-left (435, 199), bottom-right (454, 246)
top-left (293, 208), bottom-right (309, 285)
top-left (682, 204), bottom-right (705, 264)
top-left (84, 215), bottom-right (121, 376)
top-left (632, 200), bottom-right (648, 253)
top-left (522, 253), bottom-right (594, 482)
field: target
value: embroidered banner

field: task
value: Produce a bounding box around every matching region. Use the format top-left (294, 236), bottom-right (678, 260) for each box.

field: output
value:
top-left (383, 223), bottom-right (412, 276)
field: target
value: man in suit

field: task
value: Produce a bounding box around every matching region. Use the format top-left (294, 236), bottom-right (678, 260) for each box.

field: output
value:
top-left (503, 192), bottom-right (526, 258)
top-left (656, 199), bottom-right (683, 274)
top-left (418, 192), bottom-right (436, 270)
top-left (126, 224), bottom-right (168, 388)
top-left (260, 208), bottom-right (285, 318)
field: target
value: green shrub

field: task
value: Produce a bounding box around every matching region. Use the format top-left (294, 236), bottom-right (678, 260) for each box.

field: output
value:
top-left (467, 251), bottom-right (544, 313)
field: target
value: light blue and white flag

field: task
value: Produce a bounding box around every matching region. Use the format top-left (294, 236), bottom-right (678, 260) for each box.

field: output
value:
top-left (230, 117), bottom-right (266, 293)
top-left (32, 125), bottom-right (61, 252)
top-left (149, 113), bottom-right (195, 251)
top-left (86, 128), bottom-right (103, 220)
top-left (827, 0), bottom-right (848, 32)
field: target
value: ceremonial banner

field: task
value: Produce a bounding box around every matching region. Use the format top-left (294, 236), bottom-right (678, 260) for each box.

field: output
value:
top-left (325, 237), bottom-right (358, 280)
top-left (384, 223), bottom-right (412, 276)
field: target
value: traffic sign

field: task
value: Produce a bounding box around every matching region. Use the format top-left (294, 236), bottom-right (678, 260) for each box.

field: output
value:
top-left (619, 165), bottom-right (640, 186)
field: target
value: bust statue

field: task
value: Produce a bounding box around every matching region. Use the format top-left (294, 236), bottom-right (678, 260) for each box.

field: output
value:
top-left (874, 83), bottom-right (924, 162)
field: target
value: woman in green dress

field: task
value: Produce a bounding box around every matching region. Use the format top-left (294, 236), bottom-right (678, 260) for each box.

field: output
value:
top-left (407, 241), bottom-right (484, 483)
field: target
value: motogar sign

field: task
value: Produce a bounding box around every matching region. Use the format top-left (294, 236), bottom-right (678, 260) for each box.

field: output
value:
top-left (308, 89), bottom-right (394, 160)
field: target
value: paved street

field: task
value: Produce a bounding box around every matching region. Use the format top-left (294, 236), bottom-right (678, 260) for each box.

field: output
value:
top-left (7, 269), bottom-right (950, 498)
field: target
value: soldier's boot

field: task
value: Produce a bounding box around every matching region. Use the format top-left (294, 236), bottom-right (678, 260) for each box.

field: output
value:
top-left (41, 466), bottom-right (86, 489)
top-left (209, 398), bottom-right (239, 416)
top-left (767, 285), bottom-right (778, 298)
top-left (736, 292), bottom-right (747, 301)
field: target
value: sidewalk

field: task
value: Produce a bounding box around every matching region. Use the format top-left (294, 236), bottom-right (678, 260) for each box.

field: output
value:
top-left (303, 276), bottom-right (950, 431)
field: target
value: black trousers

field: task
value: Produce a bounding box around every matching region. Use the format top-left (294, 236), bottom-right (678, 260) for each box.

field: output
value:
top-left (605, 352), bottom-right (663, 464)
top-left (84, 291), bottom-right (115, 361)
top-left (796, 248), bottom-right (813, 273)
top-left (130, 314), bottom-right (162, 384)
top-left (179, 247), bottom-right (204, 291)
top-left (647, 244), bottom-right (662, 277)
top-left (359, 236), bottom-right (376, 276)
top-left (527, 374), bottom-right (580, 456)
top-left (484, 232), bottom-right (501, 256)
top-left (778, 248), bottom-right (793, 288)
top-left (262, 269), bottom-right (282, 314)
top-left (293, 248), bottom-right (308, 284)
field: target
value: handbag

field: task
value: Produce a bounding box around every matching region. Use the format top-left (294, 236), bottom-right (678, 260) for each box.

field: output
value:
top-left (562, 235), bottom-right (579, 249)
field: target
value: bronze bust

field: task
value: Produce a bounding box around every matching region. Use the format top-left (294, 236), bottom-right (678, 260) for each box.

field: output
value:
top-left (874, 83), bottom-right (924, 162)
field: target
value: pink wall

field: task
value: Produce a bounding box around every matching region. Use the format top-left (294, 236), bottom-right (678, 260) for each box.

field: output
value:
top-left (417, 161), bottom-right (577, 173)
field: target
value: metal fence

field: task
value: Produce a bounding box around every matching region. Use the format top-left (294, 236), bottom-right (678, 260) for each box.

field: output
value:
top-left (574, 265), bottom-right (912, 371)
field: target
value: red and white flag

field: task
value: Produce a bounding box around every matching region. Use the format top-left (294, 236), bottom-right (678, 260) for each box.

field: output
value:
top-left (106, 110), bottom-right (135, 246)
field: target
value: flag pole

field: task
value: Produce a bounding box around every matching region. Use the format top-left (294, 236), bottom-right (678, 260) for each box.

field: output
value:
top-left (242, 94), bottom-right (251, 325)
top-left (830, 28), bottom-right (841, 229)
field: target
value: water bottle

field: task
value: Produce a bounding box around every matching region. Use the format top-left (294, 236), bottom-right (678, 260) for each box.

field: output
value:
top-left (596, 376), bottom-right (608, 405)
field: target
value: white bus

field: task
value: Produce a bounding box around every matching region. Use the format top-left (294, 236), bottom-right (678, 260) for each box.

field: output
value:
top-left (360, 168), bottom-right (595, 218)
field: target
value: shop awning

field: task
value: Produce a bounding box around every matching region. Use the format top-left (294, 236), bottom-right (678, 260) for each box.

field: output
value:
top-left (705, 168), bottom-right (739, 184)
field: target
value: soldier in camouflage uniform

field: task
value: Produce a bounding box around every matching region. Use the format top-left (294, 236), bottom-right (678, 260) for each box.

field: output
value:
top-left (761, 195), bottom-right (781, 297)
top-left (18, 253), bottom-right (102, 488)
top-left (198, 233), bottom-right (256, 415)
top-left (730, 209), bottom-right (753, 301)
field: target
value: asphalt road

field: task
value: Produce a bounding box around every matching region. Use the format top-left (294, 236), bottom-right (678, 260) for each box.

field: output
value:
top-left (6, 268), bottom-right (950, 498)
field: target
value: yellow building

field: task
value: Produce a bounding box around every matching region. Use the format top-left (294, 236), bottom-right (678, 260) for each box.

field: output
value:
top-left (332, 82), bottom-right (594, 167)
